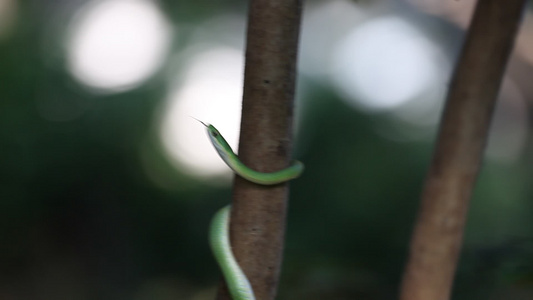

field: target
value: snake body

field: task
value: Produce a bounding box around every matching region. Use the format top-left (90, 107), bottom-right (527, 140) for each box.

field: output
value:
top-left (201, 122), bottom-right (303, 300)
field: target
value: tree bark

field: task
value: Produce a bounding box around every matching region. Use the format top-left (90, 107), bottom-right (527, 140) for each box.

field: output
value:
top-left (399, 1), bottom-right (527, 300)
top-left (214, 0), bottom-right (303, 300)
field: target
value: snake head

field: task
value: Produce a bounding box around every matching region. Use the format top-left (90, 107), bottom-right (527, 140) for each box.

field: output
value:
top-left (205, 125), bottom-right (227, 155)
top-left (193, 117), bottom-right (231, 158)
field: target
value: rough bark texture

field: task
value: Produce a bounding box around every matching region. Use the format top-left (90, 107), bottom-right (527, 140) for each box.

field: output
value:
top-left (214, 0), bottom-right (303, 300)
top-left (399, 1), bottom-right (527, 300)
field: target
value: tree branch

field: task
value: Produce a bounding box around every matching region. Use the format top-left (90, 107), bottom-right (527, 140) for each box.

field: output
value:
top-left (215, 0), bottom-right (303, 299)
top-left (399, 1), bottom-right (527, 300)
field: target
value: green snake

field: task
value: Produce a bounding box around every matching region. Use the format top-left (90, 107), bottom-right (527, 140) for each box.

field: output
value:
top-left (199, 121), bottom-right (304, 300)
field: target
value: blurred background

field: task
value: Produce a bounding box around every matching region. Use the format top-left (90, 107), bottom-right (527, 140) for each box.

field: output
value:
top-left (1, 0), bottom-right (533, 299)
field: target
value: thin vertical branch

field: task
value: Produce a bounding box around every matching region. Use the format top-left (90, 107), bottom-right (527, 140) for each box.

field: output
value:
top-left (214, 1), bottom-right (303, 300)
top-left (399, 1), bottom-right (527, 300)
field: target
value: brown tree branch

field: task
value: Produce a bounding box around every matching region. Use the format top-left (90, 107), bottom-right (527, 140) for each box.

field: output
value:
top-left (214, 0), bottom-right (303, 300)
top-left (399, 1), bottom-right (527, 300)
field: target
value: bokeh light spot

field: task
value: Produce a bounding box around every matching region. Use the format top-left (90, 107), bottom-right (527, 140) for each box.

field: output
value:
top-left (66, 0), bottom-right (172, 93)
top-left (158, 47), bottom-right (244, 185)
top-left (330, 16), bottom-right (442, 112)
top-left (0, 0), bottom-right (17, 40)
